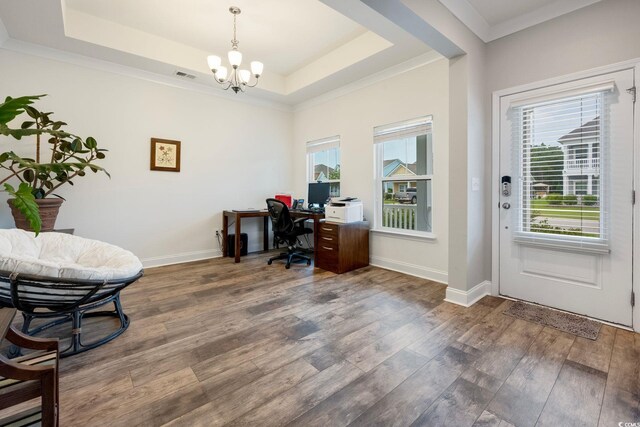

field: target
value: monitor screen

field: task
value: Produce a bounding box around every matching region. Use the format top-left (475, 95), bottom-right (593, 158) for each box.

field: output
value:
top-left (308, 182), bottom-right (330, 206)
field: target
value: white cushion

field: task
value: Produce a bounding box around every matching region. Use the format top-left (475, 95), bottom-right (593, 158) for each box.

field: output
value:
top-left (0, 229), bottom-right (142, 281)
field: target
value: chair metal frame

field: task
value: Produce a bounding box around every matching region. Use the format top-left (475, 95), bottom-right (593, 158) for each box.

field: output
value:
top-left (0, 270), bottom-right (143, 357)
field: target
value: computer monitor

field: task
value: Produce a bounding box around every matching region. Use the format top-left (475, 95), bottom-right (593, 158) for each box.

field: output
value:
top-left (308, 182), bottom-right (331, 207)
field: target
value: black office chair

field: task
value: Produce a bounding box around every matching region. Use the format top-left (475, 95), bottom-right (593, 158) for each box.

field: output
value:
top-left (266, 198), bottom-right (313, 269)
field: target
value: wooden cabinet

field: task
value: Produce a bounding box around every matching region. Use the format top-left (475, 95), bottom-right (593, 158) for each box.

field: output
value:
top-left (315, 221), bottom-right (369, 274)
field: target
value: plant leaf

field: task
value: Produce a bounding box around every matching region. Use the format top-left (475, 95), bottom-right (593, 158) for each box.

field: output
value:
top-left (4, 182), bottom-right (41, 235)
top-left (0, 95), bottom-right (44, 124)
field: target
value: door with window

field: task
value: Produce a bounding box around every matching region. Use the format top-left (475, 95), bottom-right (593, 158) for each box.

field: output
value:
top-left (499, 69), bottom-right (635, 326)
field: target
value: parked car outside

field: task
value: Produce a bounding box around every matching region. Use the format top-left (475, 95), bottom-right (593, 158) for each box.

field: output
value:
top-left (394, 187), bottom-right (417, 204)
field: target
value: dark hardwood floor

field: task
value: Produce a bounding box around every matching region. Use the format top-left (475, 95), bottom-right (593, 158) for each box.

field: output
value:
top-left (12, 253), bottom-right (640, 425)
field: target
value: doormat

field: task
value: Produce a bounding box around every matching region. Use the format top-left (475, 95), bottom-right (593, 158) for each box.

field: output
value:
top-left (503, 301), bottom-right (601, 340)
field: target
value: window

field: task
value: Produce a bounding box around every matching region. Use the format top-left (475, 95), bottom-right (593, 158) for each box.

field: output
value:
top-left (374, 117), bottom-right (433, 235)
top-left (307, 136), bottom-right (340, 197)
top-left (510, 87), bottom-right (609, 249)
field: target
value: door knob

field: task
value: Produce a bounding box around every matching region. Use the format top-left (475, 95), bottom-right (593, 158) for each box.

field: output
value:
top-left (502, 202), bottom-right (511, 209)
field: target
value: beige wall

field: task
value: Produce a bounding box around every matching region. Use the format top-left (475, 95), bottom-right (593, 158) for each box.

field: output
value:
top-left (0, 49), bottom-right (293, 266)
top-left (293, 59), bottom-right (450, 283)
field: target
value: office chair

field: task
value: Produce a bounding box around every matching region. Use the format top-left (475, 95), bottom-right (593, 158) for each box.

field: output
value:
top-left (266, 198), bottom-right (313, 269)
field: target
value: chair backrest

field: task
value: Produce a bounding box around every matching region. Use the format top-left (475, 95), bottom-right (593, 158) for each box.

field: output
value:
top-left (266, 198), bottom-right (294, 236)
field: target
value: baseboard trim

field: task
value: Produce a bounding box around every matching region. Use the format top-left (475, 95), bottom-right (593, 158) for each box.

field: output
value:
top-left (141, 249), bottom-right (221, 269)
top-left (445, 280), bottom-right (492, 307)
top-left (370, 256), bottom-right (448, 284)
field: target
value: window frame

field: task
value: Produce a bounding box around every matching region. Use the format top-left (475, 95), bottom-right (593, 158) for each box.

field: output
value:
top-left (373, 116), bottom-right (436, 239)
top-left (306, 136), bottom-right (340, 197)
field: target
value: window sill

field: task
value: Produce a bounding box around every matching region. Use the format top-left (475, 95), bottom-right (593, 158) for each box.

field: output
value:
top-left (370, 228), bottom-right (437, 242)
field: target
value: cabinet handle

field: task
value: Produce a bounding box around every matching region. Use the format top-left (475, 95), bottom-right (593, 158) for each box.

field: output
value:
top-left (321, 227), bottom-right (334, 232)
top-left (322, 237), bottom-right (334, 241)
top-left (322, 246), bottom-right (333, 251)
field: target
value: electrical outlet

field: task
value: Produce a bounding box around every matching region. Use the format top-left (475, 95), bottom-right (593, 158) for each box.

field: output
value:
top-left (215, 230), bottom-right (220, 237)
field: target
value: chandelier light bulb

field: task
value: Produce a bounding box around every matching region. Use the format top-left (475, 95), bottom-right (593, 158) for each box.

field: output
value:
top-left (239, 69), bottom-right (251, 83)
top-left (228, 50), bottom-right (242, 68)
top-left (250, 61), bottom-right (264, 77)
top-left (216, 66), bottom-right (228, 82)
top-left (207, 55), bottom-right (221, 71)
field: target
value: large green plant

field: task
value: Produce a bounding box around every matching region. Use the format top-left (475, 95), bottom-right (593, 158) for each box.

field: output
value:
top-left (0, 95), bottom-right (109, 234)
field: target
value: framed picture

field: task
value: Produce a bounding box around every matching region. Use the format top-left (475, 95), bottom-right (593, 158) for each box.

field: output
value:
top-left (150, 138), bottom-right (181, 172)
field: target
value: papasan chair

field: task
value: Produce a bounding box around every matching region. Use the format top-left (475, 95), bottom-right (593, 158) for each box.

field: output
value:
top-left (0, 229), bottom-right (143, 357)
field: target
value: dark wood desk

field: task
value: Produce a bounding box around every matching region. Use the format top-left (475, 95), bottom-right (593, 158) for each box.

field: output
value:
top-left (222, 210), bottom-right (325, 263)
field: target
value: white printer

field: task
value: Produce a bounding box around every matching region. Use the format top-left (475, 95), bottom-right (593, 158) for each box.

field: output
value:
top-left (324, 197), bottom-right (363, 223)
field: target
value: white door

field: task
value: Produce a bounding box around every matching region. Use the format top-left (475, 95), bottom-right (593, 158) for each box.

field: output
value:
top-left (499, 69), bottom-right (635, 326)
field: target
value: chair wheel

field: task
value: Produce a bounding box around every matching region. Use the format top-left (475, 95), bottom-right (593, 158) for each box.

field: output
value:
top-left (267, 260), bottom-right (272, 265)
top-left (285, 264), bottom-right (291, 269)
top-left (307, 260), bottom-right (311, 266)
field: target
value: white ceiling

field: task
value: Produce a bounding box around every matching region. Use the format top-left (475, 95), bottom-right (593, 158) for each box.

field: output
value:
top-left (64, 0), bottom-right (367, 76)
top-left (439, 0), bottom-right (602, 42)
top-left (0, 0), bottom-right (436, 106)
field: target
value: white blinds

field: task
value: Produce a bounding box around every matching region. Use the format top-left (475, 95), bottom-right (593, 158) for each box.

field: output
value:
top-left (510, 89), bottom-right (611, 253)
top-left (306, 136), bottom-right (339, 153)
top-left (374, 116), bottom-right (432, 144)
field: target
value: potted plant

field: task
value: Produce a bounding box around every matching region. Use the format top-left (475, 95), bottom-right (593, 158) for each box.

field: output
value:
top-left (0, 95), bottom-right (109, 234)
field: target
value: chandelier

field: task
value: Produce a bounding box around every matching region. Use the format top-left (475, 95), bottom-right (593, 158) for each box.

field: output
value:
top-left (207, 6), bottom-right (264, 93)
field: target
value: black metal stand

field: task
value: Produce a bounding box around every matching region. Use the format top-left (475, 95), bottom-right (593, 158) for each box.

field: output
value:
top-left (19, 292), bottom-right (129, 357)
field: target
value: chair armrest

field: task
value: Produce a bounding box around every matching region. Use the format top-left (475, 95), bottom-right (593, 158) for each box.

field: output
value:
top-left (293, 217), bottom-right (308, 224)
top-left (6, 327), bottom-right (59, 352)
top-left (0, 354), bottom-right (56, 382)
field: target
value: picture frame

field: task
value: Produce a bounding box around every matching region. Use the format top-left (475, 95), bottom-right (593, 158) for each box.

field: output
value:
top-left (150, 138), bottom-right (181, 172)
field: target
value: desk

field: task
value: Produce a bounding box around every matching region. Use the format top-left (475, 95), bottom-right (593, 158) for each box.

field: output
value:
top-left (222, 210), bottom-right (325, 263)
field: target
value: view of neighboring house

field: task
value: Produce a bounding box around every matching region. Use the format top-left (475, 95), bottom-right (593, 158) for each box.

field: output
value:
top-left (383, 159), bottom-right (417, 193)
top-left (313, 163), bottom-right (335, 182)
top-left (559, 117), bottom-right (600, 196)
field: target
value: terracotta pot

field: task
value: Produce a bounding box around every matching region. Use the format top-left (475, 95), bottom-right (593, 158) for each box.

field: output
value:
top-left (8, 197), bottom-right (64, 232)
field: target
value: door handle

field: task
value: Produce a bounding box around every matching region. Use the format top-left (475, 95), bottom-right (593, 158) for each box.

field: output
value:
top-left (502, 202), bottom-right (511, 210)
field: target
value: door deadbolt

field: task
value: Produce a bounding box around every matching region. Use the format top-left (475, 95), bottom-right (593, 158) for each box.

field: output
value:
top-left (502, 202), bottom-right (511, 209)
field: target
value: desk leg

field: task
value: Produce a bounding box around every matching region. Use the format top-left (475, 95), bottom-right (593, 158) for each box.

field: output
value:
top-left (234, 218), bottom-right (241, 263)
top-left (313, 218), bottom-right (320, 263)
top-left (263, 216), bottom-right (269, 252)
top-left (222, 214), bottom-right (229, 257)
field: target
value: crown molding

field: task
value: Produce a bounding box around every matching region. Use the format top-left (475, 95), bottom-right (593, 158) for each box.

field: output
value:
top-left (439, 0), bottom-right (601, 43)
top-left (0, 38), bottom-right (293, 113)
top-left (293, 50), bottom-right (444, 112)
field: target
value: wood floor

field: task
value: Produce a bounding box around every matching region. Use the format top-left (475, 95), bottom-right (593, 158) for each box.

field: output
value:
top-left (17, 253), bottom-right (640, 425)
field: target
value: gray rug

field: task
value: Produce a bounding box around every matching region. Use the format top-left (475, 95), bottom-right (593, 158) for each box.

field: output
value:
top-left (503, 301), bottom-right (601, 340)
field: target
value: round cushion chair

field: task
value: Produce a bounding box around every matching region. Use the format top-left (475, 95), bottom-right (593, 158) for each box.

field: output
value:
top-left (0, 229), bottom-right (143, 357)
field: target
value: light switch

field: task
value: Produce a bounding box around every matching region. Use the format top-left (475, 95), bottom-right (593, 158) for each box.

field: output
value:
top-left (472, 177), bottom-right (480, 191)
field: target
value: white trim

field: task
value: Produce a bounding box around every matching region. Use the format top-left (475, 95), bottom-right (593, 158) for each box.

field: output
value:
top-left (294, 51), bottom-right (444, 112)
top-left (0, 38), bottom-right (292, 113)
top-left (370, 228), bottom-right (437, 241)
top-left (370, 255), bottom-right (447, 284)
top-left (437, 0), bottom-right (490, 42)
top-left (491, 57), bottom-right (640, 331)
top-left (444, 280), bottom-right (492, 307)
top-left (634, 64), bottom-right (639, 332)
top-left (142, 249), bottom-right (221, 269)
top-left (440, 0), bottom-right (601, 43)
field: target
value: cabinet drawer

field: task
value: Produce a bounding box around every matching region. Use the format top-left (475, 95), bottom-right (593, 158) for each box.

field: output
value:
top-left (318, 223), bottom-right (339, 237)
top-left (318, 234), bottom-right (339, 245)
top-left (316, 243), bottom-right (339, 270)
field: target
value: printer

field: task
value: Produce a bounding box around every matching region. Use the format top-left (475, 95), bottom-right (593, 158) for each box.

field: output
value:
top-left (324, 197), bottom-right (363, 223)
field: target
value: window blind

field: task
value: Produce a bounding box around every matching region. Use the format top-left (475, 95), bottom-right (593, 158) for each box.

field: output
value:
top-left (509, 89), bottom-right (611, 253)
top-left (374, 116), bottom-right (432, 144)
top-left (306, 136), bottom-right (340, 153)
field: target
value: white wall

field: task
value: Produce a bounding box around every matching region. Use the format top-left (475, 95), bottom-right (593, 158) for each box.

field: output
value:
top-left (293, 59), bottom-right (450, 283)
top-left (0, 49), bottom-right (293, 266)
top-left (486, 0), bottom-right (640, 93)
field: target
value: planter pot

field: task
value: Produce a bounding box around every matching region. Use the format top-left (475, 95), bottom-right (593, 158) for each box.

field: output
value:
top-left (8, 198), bottom-right (64, 232)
